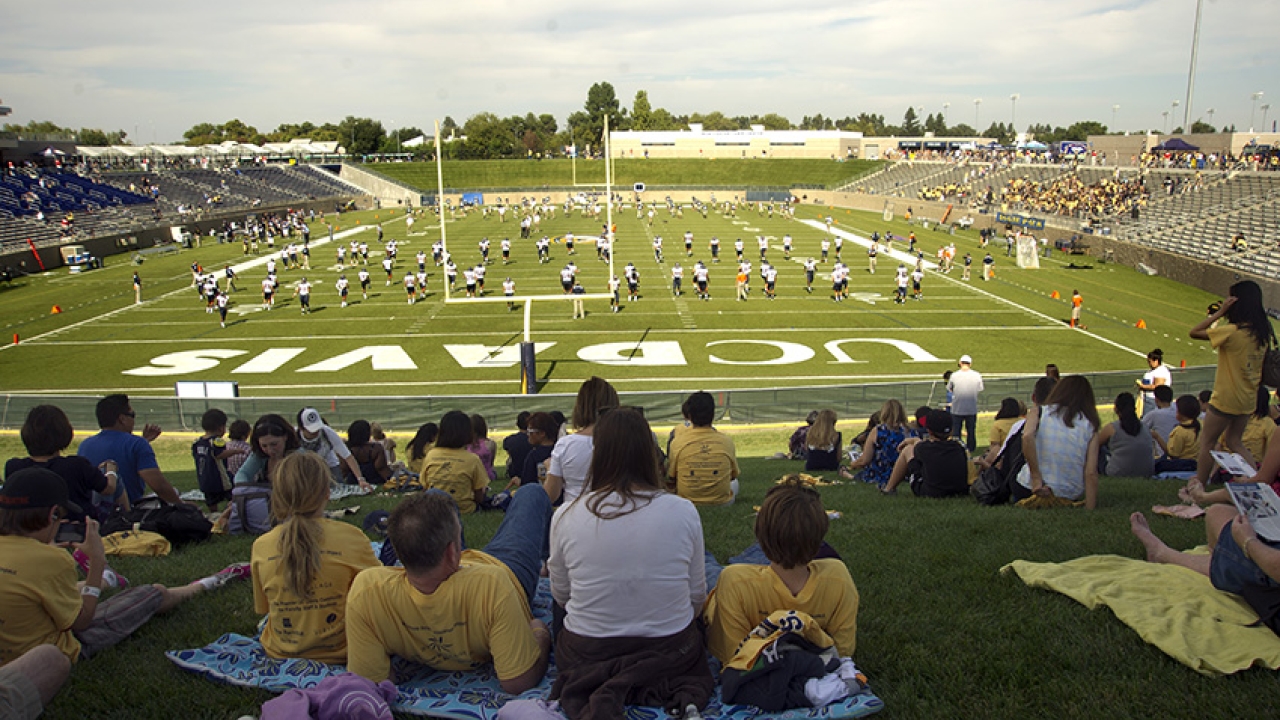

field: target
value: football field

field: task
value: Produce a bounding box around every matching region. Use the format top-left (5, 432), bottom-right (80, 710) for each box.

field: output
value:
top-left (0, 201), bottom-right (1224, 398)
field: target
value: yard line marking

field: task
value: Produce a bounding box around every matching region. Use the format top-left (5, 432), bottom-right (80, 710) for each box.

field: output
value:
top-left (19, 325), bottom-right (1069, 346)
top-left (799, 219), bottom-right (937, 270)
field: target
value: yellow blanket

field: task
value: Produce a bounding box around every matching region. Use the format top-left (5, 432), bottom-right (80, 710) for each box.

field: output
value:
top-left (1002, 553), bottom-right (1280, 675)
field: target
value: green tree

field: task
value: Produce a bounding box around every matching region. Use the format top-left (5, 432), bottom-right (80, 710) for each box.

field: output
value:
top-left (689, 112), bottom-right (737, 131)
top-left (982, 122), bottom-right (1013, 145)
top-left (336, 116), bottom-right (385, 156)
top-left (923, 112), bottom-right (947, 135)
top-left (77, 128), bottom-right (128, 146)
top-left (648, 107), bottom-right (682, 131)
top-left (757, 113), bottom-right (792, 130)
top-left (901, 107), bottom-right (921, 135)
top-left (580, 81), bottom-right (627, 145)
top-left (631, 90), bottom-right (652, 131)
top-left (947, 123), bottom-right (978, 137)
top-left (1189, 120), bottom-right (1215, 134)
top-left (460, 112), bottom-right (514, 159)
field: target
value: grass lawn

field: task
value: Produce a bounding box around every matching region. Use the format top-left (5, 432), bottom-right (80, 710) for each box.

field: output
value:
top-left (369, 158), bottom-right (882, 191)
top-left (2, 428), bottom-right (1277, 720)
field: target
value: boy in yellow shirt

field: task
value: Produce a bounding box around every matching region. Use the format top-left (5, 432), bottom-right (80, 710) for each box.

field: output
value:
top-left (703, 476), bottom-right (859, 664)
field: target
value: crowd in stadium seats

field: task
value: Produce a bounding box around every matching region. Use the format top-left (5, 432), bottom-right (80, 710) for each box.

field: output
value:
top-left (1001, 174), bottom-right (1150, 218)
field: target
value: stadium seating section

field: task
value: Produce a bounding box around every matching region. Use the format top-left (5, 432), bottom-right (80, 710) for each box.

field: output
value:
top-left (0, 165), bottom-right (359, 251)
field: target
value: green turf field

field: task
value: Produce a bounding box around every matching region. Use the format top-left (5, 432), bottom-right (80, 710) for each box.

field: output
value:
top-left (0, 197), bottom-right (1229, 400)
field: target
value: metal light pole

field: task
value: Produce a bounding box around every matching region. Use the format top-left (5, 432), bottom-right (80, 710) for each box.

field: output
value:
top-left (1251, 92), bottom-right (1264, 132)
top-left (1010, 93), bottom-right (1020, 134)
top-left (943, 102), bottom-right (950, 127)
top-left (974, 99), bottom-right (982, 130)
top-left (1264, 104), bottom-right (1273, 132)
top-left (1206, 108), bottom-right (1215, 130)
top-left (1183, 0), bottom-right (1203, 131)
top-left (1112, 105), bottom-right (1120, 131)
top-left (1170, 101), bottom-right (1180, 133)
top-left (1162, 111), bottom-right (1170, 134)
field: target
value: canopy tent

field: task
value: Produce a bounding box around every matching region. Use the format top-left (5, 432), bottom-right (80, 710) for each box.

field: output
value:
top-left (1017, 140), bottom-right (1049, 151)
top-left (1154, 138), bottom-right (1199, 151)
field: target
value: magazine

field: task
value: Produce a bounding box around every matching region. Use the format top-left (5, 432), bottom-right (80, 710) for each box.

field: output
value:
top-left (1211, 451), bottom-right (1257, 478)
top-left (1225, 482), bottom-right (1280, 543)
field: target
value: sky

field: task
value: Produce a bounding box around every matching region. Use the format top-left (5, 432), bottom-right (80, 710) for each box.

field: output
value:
top-left (1, 0), bottom-right (1277, 144)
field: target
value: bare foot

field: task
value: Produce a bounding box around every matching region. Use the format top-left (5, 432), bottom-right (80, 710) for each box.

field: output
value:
top-left (1129, 512), bottom-right (1171, 563)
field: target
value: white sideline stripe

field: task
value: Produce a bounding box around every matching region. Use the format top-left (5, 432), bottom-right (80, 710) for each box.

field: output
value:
top-left (798, 218), bottom-right (938, 270)
top-left (1, 223), bottom-right (374, 352)
top-left (444, 294), bottom-right (614, 304)
top-left (9, 371), bottom-right (1038, 395)
top-left (19, 325), bottom-right (1067, 346)
top-left (927, 262), bottom-right (1147, 358)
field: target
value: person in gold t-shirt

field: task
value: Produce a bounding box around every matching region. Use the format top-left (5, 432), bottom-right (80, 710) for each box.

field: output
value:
top-left (703, 477), bottom-right (859, 665)
top-left (346, 486), bottom-right (553, 693)
top-left (422, 411), bottom-right (490, 514)
top-left (251, 452), bottom-right (379, 663)
top-left (667, 391), bottom-right (740, 506)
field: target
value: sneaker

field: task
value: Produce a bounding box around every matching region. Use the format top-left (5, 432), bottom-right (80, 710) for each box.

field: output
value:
top-left (73, 549), bottom-right (129, 589)
top-left (206, 562), bottom-right (251, 588)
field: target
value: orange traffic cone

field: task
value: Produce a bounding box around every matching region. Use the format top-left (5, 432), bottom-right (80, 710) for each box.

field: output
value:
top-left (1135, 319), bottom-right (1147, 329)
top-left (12, 334), bottom-right (17, 344)
top-left (1051, 290), bottom-right (1060, 299)
top-left (1180, 359), bottom-right (1186, 368)
top-left (51, 305), bottom-right (62, 314)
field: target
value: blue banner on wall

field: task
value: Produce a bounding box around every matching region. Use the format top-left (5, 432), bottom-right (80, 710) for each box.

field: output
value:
top-left (995, 212), bottom-right (1046, 231)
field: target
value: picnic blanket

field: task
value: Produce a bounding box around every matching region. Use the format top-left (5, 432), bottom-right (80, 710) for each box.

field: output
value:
top-left (1002, 552), bottom-right (1280, 675)
top-left (167, 580), bottom-right (884, 719)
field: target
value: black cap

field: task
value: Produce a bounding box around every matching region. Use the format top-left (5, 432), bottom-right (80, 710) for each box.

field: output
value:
top-left (927, 409), bottom-right (954, 438)
top-left (0, 467), bottom-right (82, 514)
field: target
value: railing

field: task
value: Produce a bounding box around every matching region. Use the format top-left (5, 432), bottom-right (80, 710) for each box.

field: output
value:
top-left (0, 366), bottom-right (1217, 432)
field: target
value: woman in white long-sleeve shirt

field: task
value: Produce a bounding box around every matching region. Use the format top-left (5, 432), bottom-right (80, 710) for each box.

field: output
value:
top-left (547, 407), bottom-right (712, 718)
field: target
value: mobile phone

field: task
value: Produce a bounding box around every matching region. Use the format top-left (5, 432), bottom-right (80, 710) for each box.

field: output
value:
top-left (55, 520), bottom-right (86, 544)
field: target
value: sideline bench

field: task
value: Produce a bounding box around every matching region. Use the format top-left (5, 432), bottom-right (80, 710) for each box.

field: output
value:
top-left (132, 244), bottom-right (180, 264)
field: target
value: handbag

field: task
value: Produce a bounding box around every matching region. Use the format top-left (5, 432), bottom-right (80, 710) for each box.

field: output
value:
top-left (1262, 337), bottom-right (1280, 389)
top-left (1240, 583), bottom-right (1280, 637)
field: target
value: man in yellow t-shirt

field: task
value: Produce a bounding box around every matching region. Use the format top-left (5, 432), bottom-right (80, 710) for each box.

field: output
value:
top-left (346, 486), bottom-right (554, 694)
top-left (702, 478), bottom-right (859, 666)
top-left (667, 391), bottom-right (739, 505)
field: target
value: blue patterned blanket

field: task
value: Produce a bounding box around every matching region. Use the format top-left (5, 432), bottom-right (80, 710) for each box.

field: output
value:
top-left (166, 580), bottom-right (883, 719)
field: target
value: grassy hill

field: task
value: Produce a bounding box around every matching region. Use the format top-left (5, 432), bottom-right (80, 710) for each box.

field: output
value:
top-left (370, 158), bottom-right (881, 191)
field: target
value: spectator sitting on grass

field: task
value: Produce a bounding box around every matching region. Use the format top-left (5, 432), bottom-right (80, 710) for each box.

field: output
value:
top-left (0, 468), bottom-right (248, 668)
top-left (1141, 385), bottom-right (1178, 450)
top-left (804, 410), bottom-right (842, 472)
top-left (467, 415), bottom-right (499, 484)
top-left (1098, 392), bottom-right (1154, 478)
top-left (251, 452), bottom-right (379, 663)
top-left (296, 408), bottom-right (370, 491)
top-left (1014, 375), bottom-right (1102, 509)
top-left (501, 412), bottom-right (533, 484)
top-left (192, 408), bottom-right (246, 513)
top-left (509, 412), bottom-right (558, 489)
top-left (345, 486), bottom-right (554, 692)
top-left (703, 476), bottom-right (858, 667)
top-left (545, 377), bottom-right (619, 505)
top-left (842, 399), bottom-right (911, 488)
top-left (667, 391), bottom-right (740, 506)
top-left (1153, 395), bottom-right (1200, 475)
top-left (787, 410), bottom-right (819, 460)
top-left (405, 423), bottom-right (439, 478)
top-left (4, 405), bottom-right (116, 522)
top-left (988, 398), bottom-right (1024, 455)
top-left (77, 393), bottom-right (185, 510)
top-left (881, 408), bottom-right (971, 497)
top-left (345, 420), bottom-right (392, 486)
top-left (422, 411), bottom-right (489, 514)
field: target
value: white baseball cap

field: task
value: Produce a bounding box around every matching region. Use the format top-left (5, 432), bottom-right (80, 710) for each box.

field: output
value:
top-left (299, 408), bottom-right (324, 433)
top-left (959, 355), bottom-right (973, 365)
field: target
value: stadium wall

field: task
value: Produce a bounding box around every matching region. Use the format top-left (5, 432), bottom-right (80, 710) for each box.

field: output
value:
top-left (0, 366), bottom-right (1218, 431)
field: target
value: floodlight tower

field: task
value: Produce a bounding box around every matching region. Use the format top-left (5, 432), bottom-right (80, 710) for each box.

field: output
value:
top-left (1112, 105), bottom-right (1120, 130)
top-left (1009, 93), bottom-right (1020, 134)
top-left (1251, 92), bottom-right (1264, 132)
top-left (1162, 111), bottom-right (1170, 134)
top-left (974, 99), bottom-right (982, 129)
top-left (1206, 108), bottom-right (1216, 129)
top-left (1264, 104), bottom-right (1273, 132)
top-left (1170, 101), bottom-right (1180, 132)
top-left (942, 102), bottom-right (950, 126)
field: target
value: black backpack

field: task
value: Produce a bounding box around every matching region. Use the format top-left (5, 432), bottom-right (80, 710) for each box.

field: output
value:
top-left (102, 503), bottom-right (213, 544)
top-left (972, 425), bottom-right (1027, 506)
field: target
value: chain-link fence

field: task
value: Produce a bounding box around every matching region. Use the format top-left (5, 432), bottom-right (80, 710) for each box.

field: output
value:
top-left (0, 366), bottom-right (1216, 433)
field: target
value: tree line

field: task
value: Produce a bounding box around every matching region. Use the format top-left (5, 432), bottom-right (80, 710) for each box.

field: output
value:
top-left (7, 81), bottom-right (1240, 160)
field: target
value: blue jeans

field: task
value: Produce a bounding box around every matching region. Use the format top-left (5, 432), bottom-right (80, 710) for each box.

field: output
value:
top-left (483, 484), bottom-right (553, 604)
